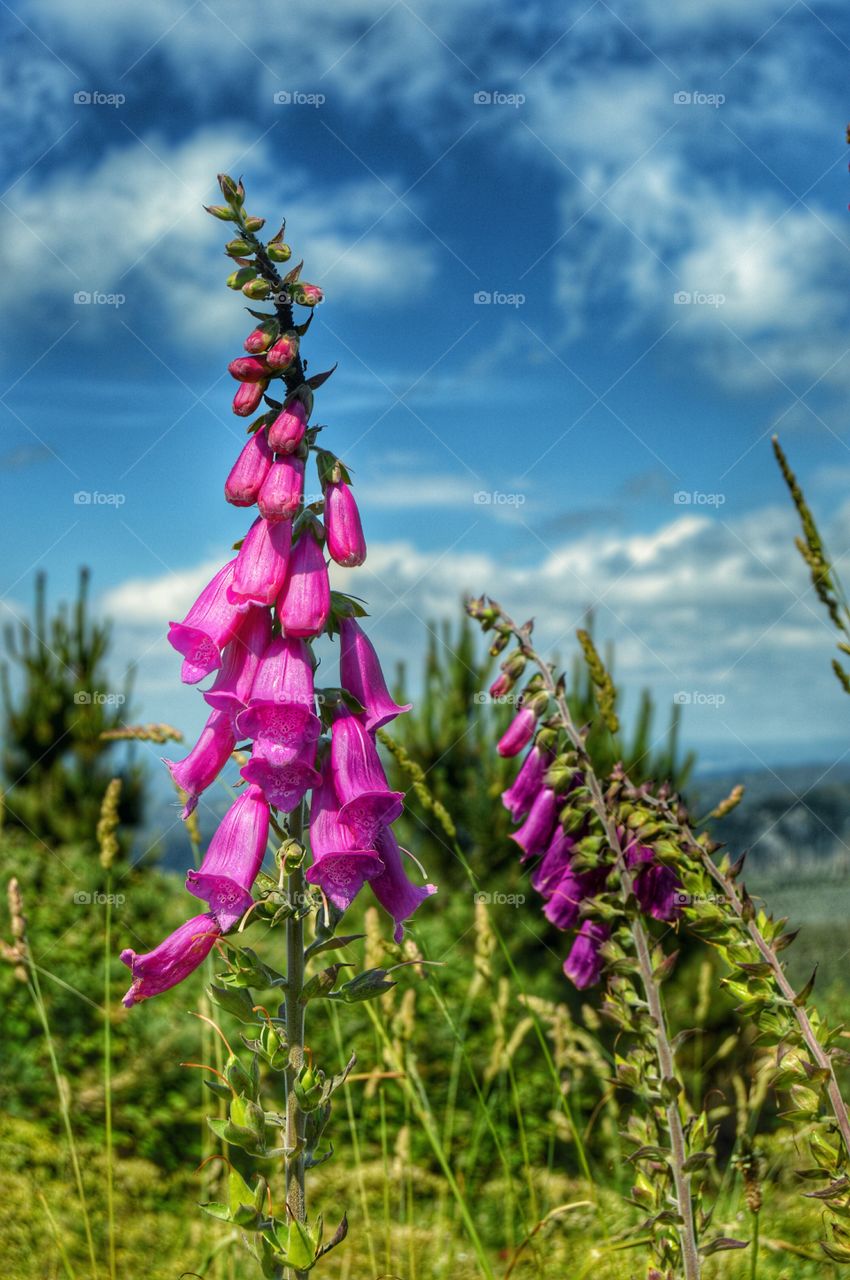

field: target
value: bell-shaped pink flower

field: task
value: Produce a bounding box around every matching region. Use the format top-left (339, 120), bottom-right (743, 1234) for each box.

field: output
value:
top-left (529, 827), bottom-right (575, 898)
top-left (233, 379), bottom-right (268, 417)
top-left (236, 635), bottom-right (321, 756)
top-left (164, 707), bottom-right (236, 817)
top-left (278, 528), bottom-right (330, 638)
top-left (325, 481), bottom-right (366, 567)
top-left (228, 355), bottom-right (269, 382)
top-left (497, 706), bottom-right (536, 758)
top-left (339, 615), bottom-right (410, 732)
top-left (330, 709), bottom-right (404, 844)
top-left (563, 920), bottom-right (609, 990)
top-left (370, 826), bottom-right (436, 942)
top-left (266, 334), bottom-right (298, 371)
top-left (510, 787), bottom-right (558, 861)
top-left (225, 430), bottom-right (273, 507)
top-left (186, 784), bottom-right (270, 930)
top-left (240, 737), bottom-right (321, 812)
top-left (268, 400), bottom-right (307, 454)
top-left (168, 560), bottom-right (244, 683)
top-left (502, 744), bottom-right (550, 822)
top-left (121, 913), bottom-right (221, 1007)
top-left (204, 605), bottom-right (272, 727)
top-left (244, 326), bottom-right (275, 354)
top-left (228, 517), bottom-right (292, 610)
top-left (258, 456), bottom-right (304, 522)
top-left (305, 767), bottom-right (384, 912)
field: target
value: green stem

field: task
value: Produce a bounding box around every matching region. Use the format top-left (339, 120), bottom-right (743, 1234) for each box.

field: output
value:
top-left (284, 801), bottom-right (307, 1280)
top-left (751, 1211), bottom-right (759, 1280)
top-left (104, 874), bottom-right (116, 1280)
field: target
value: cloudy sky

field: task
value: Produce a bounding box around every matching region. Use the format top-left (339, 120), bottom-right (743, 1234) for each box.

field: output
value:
top-left (2, 0), bottom-right (850, 773)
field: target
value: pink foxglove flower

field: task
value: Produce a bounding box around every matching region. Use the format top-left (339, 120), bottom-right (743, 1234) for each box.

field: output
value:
top-left (186, 784), bottom-right (270, 929)
top-left (626, 840), bottom-right (682, 922)
top-left (204, 605), bottom-right (272, 727)
top-left (339, 616), bottom-right (410, 732)
top-left (258, 456), bottom-right (304, 522)
top-left (241, 738), bottom-right (321, 812)
top-left (268, 400), bottom-right (307, 454)
top-left (244, 326), bottom-right (275, 353)
top-left (501, 743), bottom-right (551, 822)
top-left (228, 355), bottom-right (269, 382)
top-left (228, 517), bottom-right (292, 609)
top-left (225, 430), bottom-right (273, 507)
top-left (121, 914), bottom-right (221, 1007)
top-left (370, 827), bottom-right (436, 942)
top-left (277, 528), bottom-right (330, 638)
top-left (305, 767), bottom-right (384, 912)
top-left (330, 709), bottom-right (403, 844)
top-left (168, 560), bottom-right (243, 683)
top-left (164, 708), bottom-right (236, 817)
top-left (233, 379), bottom-right (268, 417)
top-left (324, 481), bottom-right (366, 567)
top-left (563, 920), bottom-right (609, 989)
top-left (266, 334), bottom-right (298, 371)
top-left (236, 635), bottom-right (321, 756)
top-left (509, 787), bottom-right (558, 861)
top-left (497, 706), bottom-right (536, 758)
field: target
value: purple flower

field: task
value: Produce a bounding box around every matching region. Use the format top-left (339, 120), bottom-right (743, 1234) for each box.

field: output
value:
top-left (268, 400), bottom-right (307, 454)
top-left (203, 606), bottom-right (273, 727)
top-left (232, 380), bottom-right (267, 417)
top-left (186, 784), bottom-right (270, 929)
top-left (225, 430), bottom-right (273, 507)
top-left (625, 839), bottom-right (682, 922)
top-left (529, 827), bottom-right (575, 898)
top-left (240, 738), bottom-right (321, 812)
top-left (497, 706), bottom-right (536, 758)
top-left (502, 744), bottom-right (551, 822)
top-left (543, 865), bottom-right (607, 930)
top-left (563, 920), bottom-right (609, 990)
top-left (228, 517), bottom-right (292, 610)
top-left (369, 826), bottom-right (436, 942)
top-left (305, 767), bottom-right (384, 911)
top-left (339, 616), bottom-right (411, 732)
top-left (277, 528), bottom-right (331, 638)
top-left (258, 456), bottom-right (305, 523)
top-left (325, 481), bottom-right (366, 568)
top-left (236, 635), bottom-right (321, 758)
top-left (164, 708), bottom-right (236, 817)
top-left (228, 355), bottom-right (269, 383)
top-left (510, 787), bottom-right (558, 861)
top-left (168, 560), bottom-right (244, 684)
top-left (121, 913), bottom-right (221, 1007)
top-left (330, 709), bottom-right (404, 844)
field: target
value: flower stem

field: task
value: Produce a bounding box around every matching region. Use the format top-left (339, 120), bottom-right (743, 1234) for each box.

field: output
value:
top-left (103, 871), bottom-right (116, 1280)
top-left (284, 800), bottom-right (308, 1280)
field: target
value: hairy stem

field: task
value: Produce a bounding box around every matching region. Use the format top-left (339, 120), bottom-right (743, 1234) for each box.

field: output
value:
top-left (284, 800), bottom-right (308, 1280)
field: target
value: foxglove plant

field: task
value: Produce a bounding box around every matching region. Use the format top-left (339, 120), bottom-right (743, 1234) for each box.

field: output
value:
top-left (120, 173), bottom-right (435, 1279)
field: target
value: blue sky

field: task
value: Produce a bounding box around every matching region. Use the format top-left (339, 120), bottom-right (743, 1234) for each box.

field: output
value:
top-left (2, 0), bottom-right (850, 772)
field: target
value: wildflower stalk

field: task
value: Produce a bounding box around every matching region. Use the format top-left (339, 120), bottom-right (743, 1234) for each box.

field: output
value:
top-left (283, 802), bottom-right (307, 1277)
top-left (97, 778), bottom-right (121, 1280)
top-left (474, 602), bottom-right (700, 1280)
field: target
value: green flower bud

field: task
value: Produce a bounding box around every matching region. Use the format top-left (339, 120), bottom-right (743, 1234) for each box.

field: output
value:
top-left (205, 203), bottom-right (238, 222)
top-left (242, 278), bottom-right (271, 300)
top-left (218, 173), bottom-right (243, 206)
top-left (226, 238), bottom-right (255, 256)
top-left (243, 216), bottom-right (265, 233)
top-left (226, 266), bottom-right (258, 290)
top-left (267, 242), bottom-right (292, 262)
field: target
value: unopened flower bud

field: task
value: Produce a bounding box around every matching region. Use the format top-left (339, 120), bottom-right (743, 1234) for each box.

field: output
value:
top-left (268, 399), bottom-right (308, 453)
top-left (225, 238), bottom-right (254, 257)
top-left (267, 242), bottom-right (292, 262)
top-left (233, 380), bottom-right (268, 417)
top-left (266, 333), bottom-right (299, 371)
top-left (227, 266), bottom-right (257, 290)
top-left (242, 278), bottom-right (271, 300)
top-left (204, 204), bottom-right (238, 222)
top-left (244, 322), bottom-right (278, 354)
top-left (503, 650), bottom-right (527, 680)
top-left (489, 630), bottom-right (510, 657)
top-left (243, 216), bottom-right (265, 233)
top-left (526, 689), bottom-right (550, 717)
top-left (228, 356), bottom-right (269, 383)
top-left (293, 283), bottom-right (323, 307)
top-left (217, 172), bottom-right (243, 206)
top-left (489, 672), bottom-right (514, 699)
